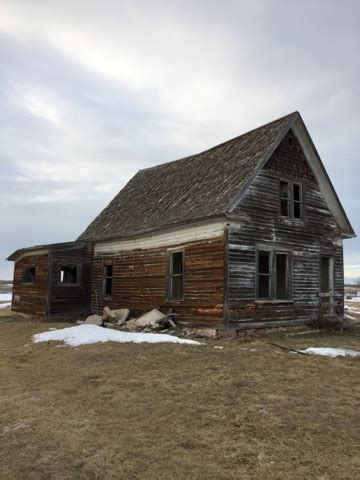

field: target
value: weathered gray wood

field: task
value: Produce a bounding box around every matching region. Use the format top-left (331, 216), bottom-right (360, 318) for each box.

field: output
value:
top-left (226, 130), bottom-right (344, 329)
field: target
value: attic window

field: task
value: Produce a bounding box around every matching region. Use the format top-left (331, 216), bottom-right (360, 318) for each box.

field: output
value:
top-left (23, 266), bottom-right (36, 284)
top-left (60, 265), bottom-right (78, 285)
top-left (293, 183), bottom-right (303, 219)
top-left (279, 181), bottom-right (304, 220)
top-left (288, 136), bottom-right (294, 147)
top-left (280, 181), bottom-right (290, 217)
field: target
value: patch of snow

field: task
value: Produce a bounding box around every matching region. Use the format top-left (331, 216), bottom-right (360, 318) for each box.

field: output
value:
top-left (346, 305), bottom-right (360, 314)
top-left (301, 347), bottom-right (360, 358)
top-left (0, 303), bottom-right (11, 309)
top-left (214, 346), bottom-right (224, 349)
top-left (32, 324), bottom-right (201, 347)
top-left (349, 296), bottom-right (360, 303)
top-left (0, 293), bottom-right (12, 302)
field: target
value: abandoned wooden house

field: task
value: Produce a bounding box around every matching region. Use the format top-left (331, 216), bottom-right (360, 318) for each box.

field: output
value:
top-left (7, 111), bottom-right (355, 334)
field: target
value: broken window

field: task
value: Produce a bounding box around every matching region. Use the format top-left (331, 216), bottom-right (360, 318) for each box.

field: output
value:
top-left (276, 253), bottom-right (289, 300)
top-left (257, 250), bottom-right (291, 300)
top-left (257, 251), bottom-right (271, 299)
top-left (169, 251), bottom-right (184, 300)
top-left (279, 181), bottom-right (303, 220)
top-left (60, 265), bottom-right (78, 285)
top-left (293, 183), bottom-right (303, 219)
top-left (23, 266), bottom-right (36, 284)
top-left (280, 181), bottom-right (290, 217)
top-left (104, 264), bottom-right (113, 297)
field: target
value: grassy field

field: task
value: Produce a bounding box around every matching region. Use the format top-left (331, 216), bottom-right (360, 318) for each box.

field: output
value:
top-left (0, 313), bottom-right (360, 479)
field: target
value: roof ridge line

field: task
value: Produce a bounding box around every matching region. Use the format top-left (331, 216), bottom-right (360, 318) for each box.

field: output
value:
top-left (140, 111), bottom-right (299, 173)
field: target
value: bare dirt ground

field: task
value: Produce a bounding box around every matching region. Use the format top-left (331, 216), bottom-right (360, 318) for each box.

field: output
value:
top-left (0, 313), bottom-right (360, 479)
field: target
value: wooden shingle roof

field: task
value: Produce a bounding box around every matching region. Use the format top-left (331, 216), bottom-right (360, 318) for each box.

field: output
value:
top-left (78, 111), bottom-right (355, 241)
top-left (79, 112), bottom-right (297, 242)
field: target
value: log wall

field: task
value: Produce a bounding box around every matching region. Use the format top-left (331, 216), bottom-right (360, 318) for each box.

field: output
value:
top-left (91, 236), bottom-right (225, 327)
top-left (227, 130), bottom-right (344, 328)
top-left (48, 242), bottom-right (93, 319)
top-left (12, 252), bottom-right (49, 317)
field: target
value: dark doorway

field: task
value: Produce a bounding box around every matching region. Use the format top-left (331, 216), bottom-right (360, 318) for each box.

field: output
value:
top-left (320, 256), bottom-right (333, 293)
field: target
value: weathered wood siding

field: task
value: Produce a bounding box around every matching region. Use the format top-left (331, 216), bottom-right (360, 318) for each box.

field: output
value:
top-left (91, 236), bottom-right (225, 327)
top-left (227, 130), bottom-right (344, 328)
top-left (12, 253), bottom-right (49, 317)
top-left (48, 242), bottom-right (93, 319)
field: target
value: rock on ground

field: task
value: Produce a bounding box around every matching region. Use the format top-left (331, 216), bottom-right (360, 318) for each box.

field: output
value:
top-left (135, 309), bottom-right (166, 327)
top-left (84, 314), bottom-right (103, 326)
top-left (102, 307), bottom-right (130, 325)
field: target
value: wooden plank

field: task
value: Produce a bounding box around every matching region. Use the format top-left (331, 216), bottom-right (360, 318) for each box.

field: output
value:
top-left (226, 131), bottom-right (344, 326)
top-left (91, 235), bottom-right (225, 327)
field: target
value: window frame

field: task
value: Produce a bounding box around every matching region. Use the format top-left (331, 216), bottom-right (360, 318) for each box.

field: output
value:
top-left (275, 252), bottom-right (291, 301)
top-left (59, 264), bottom-right (81, 287)
top-left (279, 179), bottom-right (304, 222)
top-left (292, 182), bottom-right (303, 220)
top-left (256, 248), bottom-right (292, 302)
top-left (279, 180), bottom-right (290, 218)
top-left (257, 250), bottom-right (272, 300)
top-left (319, 255), bottom-right (334, 294)
top-left (103, 262), bottom-right (114, 298)
top-left (167, 249), bottom-right (185, 301)
top-left (22, 265), bottom-right (36, 285)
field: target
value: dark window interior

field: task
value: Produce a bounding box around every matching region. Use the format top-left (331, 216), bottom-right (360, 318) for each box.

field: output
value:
top-left (257, 250), bottom-right (292, 300)
top-left (23, 266), bottom-right (36, 284)
top-left (320, 257), bottom-right (331, 292)
top-left (257, 251), bottom-right (270, 299)
top-left (104, 264), bottom-right (113, 296)
top-left (60, 265), bottom-right (78, 285)
top-left (293, 184), bottom-right (303, 219)
top-left (280, 181), bottom-right (289, 217)
top-left (169, 251), bottom-right (184, 300)
top-left (280, 181), bottom-right (303, 220)
top-left (288, 136), bottom-right (294, 147)
top-left (276, 253), bottom-right (288, 300)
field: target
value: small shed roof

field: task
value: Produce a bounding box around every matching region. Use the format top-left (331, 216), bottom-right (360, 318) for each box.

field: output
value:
top-left (7, 241), bottom-right (89, 262)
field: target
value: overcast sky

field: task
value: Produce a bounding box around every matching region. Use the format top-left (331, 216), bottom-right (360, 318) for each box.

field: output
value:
top-left (0, 0), bottom-right (359, 281)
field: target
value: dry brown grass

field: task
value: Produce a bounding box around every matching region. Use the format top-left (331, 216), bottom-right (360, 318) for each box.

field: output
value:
top-left (1, 315), bottom-right (360, 479)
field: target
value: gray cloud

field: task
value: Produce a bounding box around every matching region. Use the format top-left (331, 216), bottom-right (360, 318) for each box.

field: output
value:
top-left (0, 0), bottom-right (359, 279)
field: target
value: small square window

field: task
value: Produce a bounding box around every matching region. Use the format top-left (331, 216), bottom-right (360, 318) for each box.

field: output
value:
top-left (60, 265), bottom-right (78, 285)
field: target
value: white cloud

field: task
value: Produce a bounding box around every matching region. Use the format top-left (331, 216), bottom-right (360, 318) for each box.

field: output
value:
top-left (20, 87), bottom-right (63, 125)
top-left (0, 0), bottom-right (289, 144)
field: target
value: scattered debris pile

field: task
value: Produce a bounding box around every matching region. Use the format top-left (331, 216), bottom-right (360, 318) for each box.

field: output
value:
top-left (77, 307), bottom-right (177, 333)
